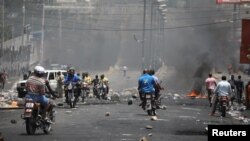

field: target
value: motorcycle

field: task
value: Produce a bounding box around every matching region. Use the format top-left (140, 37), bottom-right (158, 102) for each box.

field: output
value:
top-left (21, 95), bottom-right (55, 135)
top-left (143, 93), bottom-right (156, 116)
top-left (65, 82), bottom-right (80, 108)
top-left (93, 84), bottom-right (101, 100)
top-left (81, 82), bottom-right (90, 102)
top-left (219, 96), bottom-right (229, 117)
top-left (99, 82), bottom-right (108, 100)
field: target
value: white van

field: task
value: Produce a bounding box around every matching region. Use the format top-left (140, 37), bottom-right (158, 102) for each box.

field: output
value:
top-left (17, 69), bottom-right (67, 98)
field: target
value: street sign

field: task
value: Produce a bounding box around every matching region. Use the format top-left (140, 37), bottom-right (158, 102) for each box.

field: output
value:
top-left (240, 19), bottom-right (250, 64)
top-left (216, 0), bottom-right (250, 3)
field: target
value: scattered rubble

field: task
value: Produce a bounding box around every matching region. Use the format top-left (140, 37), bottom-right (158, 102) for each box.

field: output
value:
top-left (110, 93), bottom-right (120, 101)
top-left (0, 90), bottom-right (23, 109)
top-left (139, 136), bottom-right (149, 141)
top-left (127, 98), bottom-right (133, 105)
top-left (150, 116), bottom-right (157, 121)
top-left (105, 112), bottom-right (110, 116)
top-left (10, 120), bottom-right (17, 124)
top-left (147, 133), bottom-right (153, 136)
top-left (145, 125), bottom-right (153, 129)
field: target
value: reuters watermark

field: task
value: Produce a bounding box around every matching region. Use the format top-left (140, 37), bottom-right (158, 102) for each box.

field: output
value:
top-left (208, 125), bottom-right (249, 140)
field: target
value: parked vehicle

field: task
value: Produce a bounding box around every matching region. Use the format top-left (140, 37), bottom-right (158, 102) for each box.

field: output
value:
top-left (17, 69), bottom-right (67, 98)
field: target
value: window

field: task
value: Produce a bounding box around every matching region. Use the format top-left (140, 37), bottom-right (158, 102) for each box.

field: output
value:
top-left (48, 72), bottom-right (55, 80)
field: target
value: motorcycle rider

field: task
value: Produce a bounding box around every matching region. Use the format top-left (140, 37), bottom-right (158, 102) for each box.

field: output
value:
top-left (82, 72), bottom-right (92, 98)
top-left (138, 69), bottom-right (156, 110)
top-left (84, 72), bottom-right (92, 85)
top-left (92, 75), bottom-right (100, 86)
top-left (91, 75), bottom-right (100, 97)
top-left (25, 66), bottom-right (57, 122)
top-left (100, 74), bottom-right (109, 95)
top-left (148, 69), bottom-right (164, 108)
top-left (63, 67), bottom-right (81, 103)
top-left (210, 75), bottom-right (231, 117)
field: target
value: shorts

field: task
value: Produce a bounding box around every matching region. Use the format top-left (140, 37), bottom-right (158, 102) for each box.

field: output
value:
top-left (26, 93), bottom-right (49, 107)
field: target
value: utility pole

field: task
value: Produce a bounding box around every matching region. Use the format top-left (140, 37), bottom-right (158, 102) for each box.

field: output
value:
top-left (149, 0), bottom-right (154, 69)
top-left (41, 1), bottom-right (45, 65)
top-left (1, 0), bottom-right (4, 65)
top-left (21, 0), bottom-right (26, 55)
top-left (142, 0), bottom-right (146, 70)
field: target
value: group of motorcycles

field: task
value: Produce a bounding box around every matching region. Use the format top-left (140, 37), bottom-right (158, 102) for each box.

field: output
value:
top-left (65, 81), bottom-right (108, 108)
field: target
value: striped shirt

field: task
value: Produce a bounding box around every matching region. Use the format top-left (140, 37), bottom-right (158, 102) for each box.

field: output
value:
top-left (26, 75), bottom-right (46, 95)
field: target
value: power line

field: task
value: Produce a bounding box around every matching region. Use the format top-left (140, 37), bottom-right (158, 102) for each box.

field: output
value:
top-left (8, 15), bottom-right (246, 32)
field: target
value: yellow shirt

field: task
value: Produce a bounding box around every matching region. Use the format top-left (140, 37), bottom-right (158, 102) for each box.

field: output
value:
top-left (100, 77), bottom-right (109, 86)
top-left (85, 76), bottom-right (92, 85)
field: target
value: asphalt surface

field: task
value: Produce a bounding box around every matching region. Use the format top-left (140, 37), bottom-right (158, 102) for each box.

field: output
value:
top-left (0, 94), bottom-right (249, 141)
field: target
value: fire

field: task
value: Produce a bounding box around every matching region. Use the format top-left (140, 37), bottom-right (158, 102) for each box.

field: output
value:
top-left (9, 101), bottom-right (18, 108)
top-left (186, 90), bottom-right (207, 99)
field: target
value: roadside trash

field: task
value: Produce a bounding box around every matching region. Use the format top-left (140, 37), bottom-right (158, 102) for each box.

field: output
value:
top-left (128, 99), bottom-right (133, 105)
top-left (139, 136), bottom-right (148, 141)
top-left (105, 112), bottom-right (110, 116)
top-left (10, 119), bottom-right (16, 124)
top-left (145, 125), bottom-right (153, 129)
top-left (150, 116), bottom-right (157, 121)
top-left (57, 103), bottom-right (64, 106)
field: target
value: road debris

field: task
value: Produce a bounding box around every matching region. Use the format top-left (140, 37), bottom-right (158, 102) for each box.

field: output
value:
top-left (10, 119), bottom-right (17, 124)
top-left (145, 125), bottom-right (153, 129)
top-left (139, 136), bottom-right (149, 141)
top-left (150, 116), bottom-right (157, 121)
top-left (105, 112), bottom-right (110, 116)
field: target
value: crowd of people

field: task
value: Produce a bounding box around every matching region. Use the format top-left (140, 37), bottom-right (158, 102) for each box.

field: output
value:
top-left (205, 73), bottom-right (248, 117)
top-left (23, 65), bottom-right (112, 122)
top-left (54, 67), bottom-right (110, 103)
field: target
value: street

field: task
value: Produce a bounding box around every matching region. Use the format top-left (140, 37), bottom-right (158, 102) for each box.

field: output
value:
top-left (0, 92), bottom-right (247, 141)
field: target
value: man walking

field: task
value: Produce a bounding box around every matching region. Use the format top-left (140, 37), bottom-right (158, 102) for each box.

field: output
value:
top-left (205, 73), bottom-right (217, 107)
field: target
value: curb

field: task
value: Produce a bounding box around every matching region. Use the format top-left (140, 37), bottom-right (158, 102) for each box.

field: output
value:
top-left (0, 107), bottom-right (23, 110)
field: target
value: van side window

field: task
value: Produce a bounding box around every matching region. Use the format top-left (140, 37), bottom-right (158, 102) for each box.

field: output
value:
top-left (49, 72), bottom-right (55, 80)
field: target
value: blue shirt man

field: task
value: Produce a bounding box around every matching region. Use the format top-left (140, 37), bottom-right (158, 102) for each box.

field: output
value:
top-left (64, 67), bottom-right (81, 85)
top-left (64, 73), bottom-right (81, 85)
top-left (138, 72), bottom-right (155, 94)
top-left (63, 68), bottom-right (81, 103)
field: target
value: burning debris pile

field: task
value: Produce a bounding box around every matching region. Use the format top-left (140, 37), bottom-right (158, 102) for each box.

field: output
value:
top-left (0, 91), bottom-right (22, 109)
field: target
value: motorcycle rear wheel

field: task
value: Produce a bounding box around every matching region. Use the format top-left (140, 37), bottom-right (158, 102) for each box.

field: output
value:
top-left (25, 118), bottom-right (36, 135)
top-left (43, 123), bottom-right (52, 134)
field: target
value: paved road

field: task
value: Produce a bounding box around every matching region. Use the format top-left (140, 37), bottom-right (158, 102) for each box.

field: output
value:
top-left (0, 94), bottom-right (247, 141)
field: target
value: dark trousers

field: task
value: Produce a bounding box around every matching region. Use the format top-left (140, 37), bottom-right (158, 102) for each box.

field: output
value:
top-left (237, 89), bottom-right (243, 104)
top-left (211, 95), bottom-right (219, 115)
